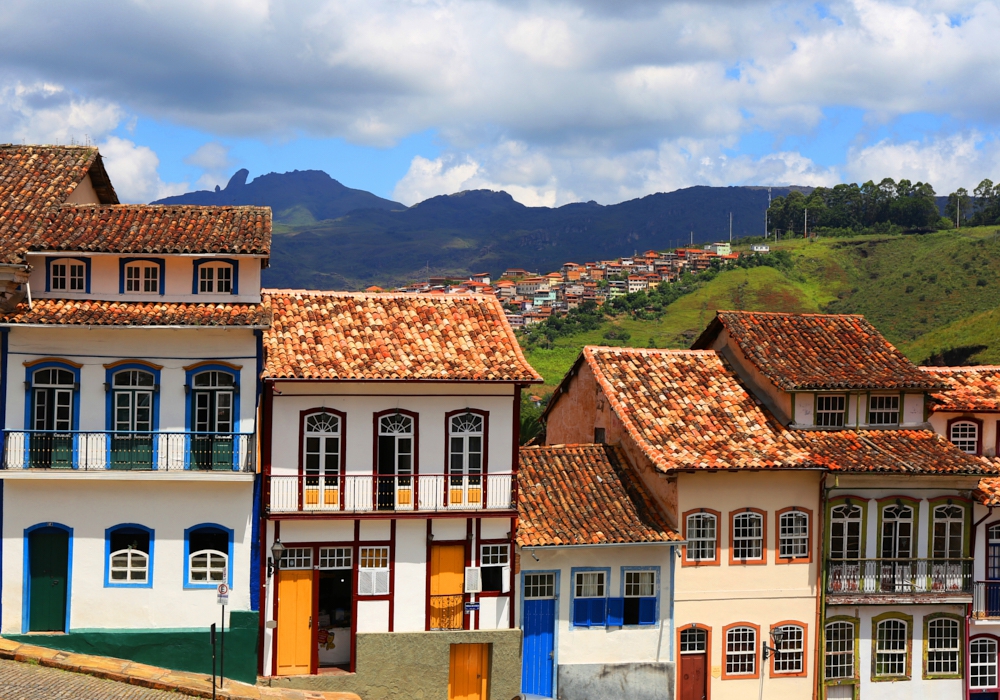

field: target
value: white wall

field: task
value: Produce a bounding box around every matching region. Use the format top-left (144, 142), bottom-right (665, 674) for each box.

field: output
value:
top-left (517, 543), bottom-right (675, 666)
top-left (1, 477), bottom-right (254, 633)
top-left (5, 326), bottom-right (258, 434)
top-left (26, 253), bottom-right (264, 304)
top-left (929, 411), bottom-right (999, 458)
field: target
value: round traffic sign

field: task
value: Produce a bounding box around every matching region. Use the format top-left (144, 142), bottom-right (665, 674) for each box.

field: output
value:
top-left (217, 583), bottom-right (229, 596)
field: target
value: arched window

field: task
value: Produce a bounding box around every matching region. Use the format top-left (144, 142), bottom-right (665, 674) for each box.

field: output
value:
top-left (190, 369), bottom-right (237, 470)
top-left (122, 260), bottom-right (162, 294)
top-left (193, 260), bottom-right (237, 295)
top-left (970, 637), bottom-right (998, 689)
top-left (724, 625), bottom-right (757, 677)
top-left (448, 411), bottom-right (485, 507)
top-left (829, 503), bottom-right (863, 560)
top-left (925, 616), bottom-right (961, 677)
top-left (732, 511), bottom-right (764, 561)
top-left (772, 623), bottom-right (805, 674)
top-left (778, 509), bottom-right (810, 560)
top-left (685, 512), bottom-right (718, 562)
top-left (949, 420), bottom-right (980, 454)
top-left (989, 524), bottom-right (1000, 580)
top-left (932, 504), bottom-right (965, 559)
top-left (874, 617), bottom-right (909, 678)
top-left (303, 411), bottom-right (342, 509)
top-left (49, 258), bottom-right (86, 292)
top-left (377, 412), bottom-right (415, 510)
top-left (106, 525), bottom-right (152, 587)
top-left (680, 627), bottom-right (707, 654)
top-left (824, 620), bottom-right (855, 680)
top-left (185, 525), bottom-right (231, 587)
top-left (28, 365), bottom-right (78, 469)
top-left (881, 504), bottom-right (914, 559)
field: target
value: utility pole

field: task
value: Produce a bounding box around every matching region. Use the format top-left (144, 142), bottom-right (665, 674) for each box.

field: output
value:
top-left (804, 208), bottom-right (808, 239)
top-left (766, 188), bottom-right (771, 239)
top-left (957, 197), bottom-right (961, 229)
top-left (729, 212), bottom-right (733, 243)
top-left (690, 230), bottom-right (693, 247)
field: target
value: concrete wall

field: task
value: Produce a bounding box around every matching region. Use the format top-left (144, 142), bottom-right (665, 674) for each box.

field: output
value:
top-left (63, 173), bottom-right (100, 205)
top-left (1, 477), bottom-right (255, 633)
top-left (265, 629), bottom-right (522, 700)
top-left (557, 662), bottom-right (674, 700)
top-left (25, 253), bottom-right (264, 304)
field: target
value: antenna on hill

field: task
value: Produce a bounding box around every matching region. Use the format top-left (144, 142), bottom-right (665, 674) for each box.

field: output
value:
top-left (690, 231), bottom-right (693, 246)
top-left (729, 212), bottom-right (733, 243)
top-left (766, 188), bottom-right (771, 239)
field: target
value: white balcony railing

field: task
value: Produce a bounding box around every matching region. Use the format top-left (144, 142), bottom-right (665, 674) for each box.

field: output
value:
top-left (268, 473), bottom-right (514, 513)
top-left (1, 430), bottom-right (254, 472)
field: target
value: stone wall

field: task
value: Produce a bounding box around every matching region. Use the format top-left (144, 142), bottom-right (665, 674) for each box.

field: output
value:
top-left (557, 662), bottom-right (675, 700)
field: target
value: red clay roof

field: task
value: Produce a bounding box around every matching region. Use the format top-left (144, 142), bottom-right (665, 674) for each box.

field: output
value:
top-left (0, 145), bottom-right (118, 263)
top-left (262, 290), bottom-right (542, 381)
top-left (32, 205), bottom-right (271, 256)
top-left (693, 311), bottom-right (940, 391)
top-left (975, 477), bottom-right (1000, 505)
top-left (0, 298), bottom-right (269, 327)
top-left (517, 443), bottom-right (679, 546)
top-left (922, 366), bottom-right (1000, 413)
top-left (576, 346), bottom-right (994, 475)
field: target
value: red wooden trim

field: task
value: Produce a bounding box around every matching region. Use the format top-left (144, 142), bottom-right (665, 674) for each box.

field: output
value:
top-left (388, 520), bottom-right (396, 632)
top-left (947, 415), bottom-right (984, 455)
top-left (351, 519), bottom-right (359, 674)
top-left (676, 623), bottom-right (712, 700)
top-left (509, 515), bottom-right (517, 630)
top-left (269, 509), bottom-right (516, 521)
top-left (311, 566), bottom-right (319, 675)
top-left (465, 518), bottom-right (473, 631)
top-left (445, 408), bottom-right (490, 507)
top-left (774, 506), bottom-right (813, 565)
top-left (969, 634), bottom-right (1000, 692)
top-left (270, 520), bottom-right (280, 678)
top-left (297, 407), bottom-right (347, 513)
top-left (769, 620), bottom-right (808, 678)
top-left (721, 621), bottom-right (762, 680)
top-left (681, 508), bottom-right (721, 567)
top-left (997, 419), bottom-right (1000, 462)
top-left (474, 518), bottom-right (481, 630)
top-left (425, 520), bottom-right (433, 632)
top-left (729, 508), bottom-right (767, 566)
top-left (373, 408), bottom-right (420, 509)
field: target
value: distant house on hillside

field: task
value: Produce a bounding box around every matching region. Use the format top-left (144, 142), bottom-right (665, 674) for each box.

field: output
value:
top-left (750, 244), bottom-right (770, 253)
top-left (704, 242), bottom-right (731, 255)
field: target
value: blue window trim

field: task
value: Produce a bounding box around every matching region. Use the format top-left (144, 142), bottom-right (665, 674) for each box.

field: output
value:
top-left (104, 363), bottom-right (161, 433)
top-left (570, 566), bottom-right (611, 628)
top-left (1, 328), bottom-right (9, 468)
top-left (119, 258), bottom-right (166, 296)
top-left (45, 257), bottom-right (91, 294)
top-left (23, 361), bottom-right (82, 470)
top-left (192, 258), bottom-right (239, 295)
top-left (183, 523), bottom-right (234, 590)
top-left (618, 565), bottom-right (661, 628)
top-left (22, 522), bottom-right (73, 634)
top-left (519, 568), bottom-right (560, 697)
top-left (184, 364), bottom-right (241, 434)
top-left (104, 523), bottom-right (154, 588)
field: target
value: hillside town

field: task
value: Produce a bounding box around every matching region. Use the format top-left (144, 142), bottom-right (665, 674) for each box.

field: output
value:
top-left (2, 145), bottom-right (1000, 700)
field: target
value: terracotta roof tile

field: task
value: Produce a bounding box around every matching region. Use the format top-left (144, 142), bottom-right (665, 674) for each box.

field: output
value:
top-left (975, 475), bottom-right (1000, 505)
top-left (0, 298), bottom-right (269, 327)
top-left (517, 443), bottom-right (679, 547)
top-left (262, 290), bottom-right (542, 381)
top-left (579, 346), bottom-right (995, 476)
top-left (921, 366), bottom-right (1000, 413)
top-left (694, 311), bottom-right (939, 391)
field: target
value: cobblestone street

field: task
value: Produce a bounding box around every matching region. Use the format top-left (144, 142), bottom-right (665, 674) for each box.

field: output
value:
top-left (0, 659), bottom-right (198, 700)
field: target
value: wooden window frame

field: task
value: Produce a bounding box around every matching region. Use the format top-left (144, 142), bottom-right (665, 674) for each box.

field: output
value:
top-left (769, 620), bottom-right (808, 678)
top-left (682, 508), bottom-right (721, 567)
top-left (946, 416), bottom-right (983, 456)
top-left (871, 611), bottom-right (913, 682)
top-left (970, 634), bottom-right (1000, 691)
top-left (876, 495), bottom-right (921, 560)
top-left (867, 392), bottom-right (901, 426)
top-left (922, 613), bottom-right (963, 680)
top-left (775, 506), bottom-right (812, 564)
top-left (721, 621), bottom-right (761, 680)
top-left (814, 393), bottom-right (848, 427)
top-left (823, 615), bottom-right (860, 689)
top-left (729, 508), bottom-right (767, 566)
top-left (676, 623), bottom-right (712, 700)
top-left (927, 495), bottom-right (971, 559)
top-left (827, 495), bottom-right (868, 560)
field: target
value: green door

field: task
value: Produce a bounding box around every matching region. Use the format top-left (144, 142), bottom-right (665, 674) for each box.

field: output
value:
top-left (28, 529), bottom-right (69, 632)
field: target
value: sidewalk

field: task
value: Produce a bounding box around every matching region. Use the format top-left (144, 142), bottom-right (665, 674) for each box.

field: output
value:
top-left (0, 637), bottom-right (360, 700)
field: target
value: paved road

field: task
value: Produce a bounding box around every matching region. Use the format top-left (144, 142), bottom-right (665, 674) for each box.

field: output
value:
top-left (0, 658), bottom-right (197, 700)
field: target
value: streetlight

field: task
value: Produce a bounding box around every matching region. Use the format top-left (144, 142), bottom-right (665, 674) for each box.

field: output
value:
top-left (758, 628), bottom-right (786, 700)
top-left (269, 538), bottom-right (286, 577)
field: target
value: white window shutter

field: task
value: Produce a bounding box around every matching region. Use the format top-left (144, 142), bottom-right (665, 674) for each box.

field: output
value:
top-left (501, 565), bottom-right (511, 593)
top-left (375, 570), bottom-right (390, 595)
top-left (358, 569), bottom-right (374, 595)
top-left (465, 566), bottom-right (482, 593)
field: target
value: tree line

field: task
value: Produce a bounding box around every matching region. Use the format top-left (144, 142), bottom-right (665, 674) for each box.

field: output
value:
top-left (945, 180), bottom-right (1000, 227)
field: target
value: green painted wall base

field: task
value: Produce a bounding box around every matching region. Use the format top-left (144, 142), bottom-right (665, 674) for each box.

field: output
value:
top-left (265, 629), bottom-right (521, 700)
top-left (6, 610), bottom-right (259, 684)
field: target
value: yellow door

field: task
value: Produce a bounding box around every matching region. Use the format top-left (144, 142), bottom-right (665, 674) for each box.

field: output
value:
top-left (430, 544), bottom-right (465, 630)
top-left (277, 569), bottom-right (313, 675)
top-left (448, 643), bottom-right (490, 700)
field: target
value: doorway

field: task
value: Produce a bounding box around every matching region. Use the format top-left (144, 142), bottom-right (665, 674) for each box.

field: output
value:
top-left (28, 527), bottom-right (69, 632)
top-left (448, 643), bottom-right (490, 700)
top-left (430, 544), bottom-right (465, 630)
top-left (317, 566), bottom-right (353, 670)
top-left (521, 572), bottom-right (556, 697)
top-left (679, 626), bottom-right (707, 700)
top-left (276, 569), bottom-right (313, 675)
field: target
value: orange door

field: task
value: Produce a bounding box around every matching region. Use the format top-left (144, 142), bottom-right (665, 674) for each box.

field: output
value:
top-left (430, 544), bottom-right (465, 630)
top-left (448, 643), bottom-right (490, 700)
top-left (276, 569), bottom-right (313, 675)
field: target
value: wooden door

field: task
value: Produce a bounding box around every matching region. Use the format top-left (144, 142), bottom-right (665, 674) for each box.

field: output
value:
top-left (28, 530), bottom-right (68, 631)
top-left (679, 653), bottom-right (707, 700)
top-left (277, 569), bottom-right (314, 675)
top-left (448, 643), bottom-right (490, 700)
top-left (430, 544), bottom-right (465, 630)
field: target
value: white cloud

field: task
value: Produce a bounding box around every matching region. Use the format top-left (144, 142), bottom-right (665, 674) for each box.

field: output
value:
top-left (185, 141), bottom-right (236, 190)
top-left (0, 82), bottom-right (121, 145)
top-left (99, 136), bottom-right (190, 203)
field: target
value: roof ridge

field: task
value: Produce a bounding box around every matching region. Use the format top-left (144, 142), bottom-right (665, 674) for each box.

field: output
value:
top-left (263, 288), bottom-right (498, 300)
top-left (718, 310), bottom-right (865, 318)
top-left (55, 203), bottom-right (269, 211)
top-left (584, 345), bottom-right (716, 356)
top-left (922, 365), bottom-right (1000, 372)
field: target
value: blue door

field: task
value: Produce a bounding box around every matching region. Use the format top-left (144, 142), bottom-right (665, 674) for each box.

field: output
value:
top-left (522, 572), bottom-right (556, 697)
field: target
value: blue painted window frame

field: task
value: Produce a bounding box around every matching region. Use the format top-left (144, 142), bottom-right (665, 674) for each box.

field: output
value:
top-left (104, 523), bottom-right (154, 588)
top-left (105, 363), bottom-right (161, 432)
top-left (614, 565), bottom-right (661, 628)
top-left (22, 522), bottom-right (73, 634)
top-left (570, 566), bottom-right (610, 628)
top-left (192, 258), bottom-right (239, 295)
top-left (119, 258), bottom-right (166, 296)
top-left (45, 257), bottom-right (91, 294)
top-left (184, 364), bottom-right (241, 470)
top-left (23, 360), bottom-right (81, 431)
top-left (183, 523), bottom-right (234, 589)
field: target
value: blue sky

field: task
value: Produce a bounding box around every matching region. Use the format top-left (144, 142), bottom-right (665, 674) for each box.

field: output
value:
top-left (1, 0), bottom-right (998, 206)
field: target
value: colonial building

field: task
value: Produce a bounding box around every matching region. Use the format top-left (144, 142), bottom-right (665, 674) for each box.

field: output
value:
top-left (516, 443), bottom-right (681, 699)
top-left (0, 145), bottom-right (270, 682)
top-left (258, 290), bottom-right (540, 699)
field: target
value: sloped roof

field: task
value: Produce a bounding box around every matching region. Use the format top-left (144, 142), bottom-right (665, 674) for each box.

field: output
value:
top-left (32, 205), bottom-right (271, 256)
top-left (922, 366), bottom-right (1000, 413)
top-left (975, 476), bottom-right (1000, 505)
top-left (0, 145), bottom-right (118, 262)
top-left (262, 290), bottom-right (542, 381)
top-left (0, 298), bottom-right (269, 328)
top-left (693, 311), bottom-right (940, 391)
top-left (568, 346), bottom-right (995, 476)
top-left (517, 443), bottom-right (679, 547)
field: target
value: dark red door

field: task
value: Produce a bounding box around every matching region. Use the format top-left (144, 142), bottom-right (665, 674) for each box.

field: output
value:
top-left (679, 653), bottom-right (706, 700)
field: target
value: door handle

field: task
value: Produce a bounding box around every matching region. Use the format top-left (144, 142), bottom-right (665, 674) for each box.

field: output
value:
top-left (52, 579), bottom-right (60, 587)
top-left (308, 616), bottom-right (312, 628)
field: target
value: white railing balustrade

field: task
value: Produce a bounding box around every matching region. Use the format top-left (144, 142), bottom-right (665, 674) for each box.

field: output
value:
top-left (268, 472), bottom-right (515, 513)
top-left (827, 558), bottom-right (972, 595)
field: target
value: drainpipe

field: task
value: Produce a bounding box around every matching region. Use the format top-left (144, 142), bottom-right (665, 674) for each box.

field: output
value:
top-left (815, 473), bottom-right (828, 700)
top-left (968, 505), bottom-right (994, 700)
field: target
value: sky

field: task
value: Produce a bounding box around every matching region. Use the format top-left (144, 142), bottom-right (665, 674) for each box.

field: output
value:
top-left (1, 0), bottom-right (1000, 206)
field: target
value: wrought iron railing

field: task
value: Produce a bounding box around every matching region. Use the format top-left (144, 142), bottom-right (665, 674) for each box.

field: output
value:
top-left (973, 582), bottom-right (1000, 618)
top-left (1, 430), bottom-right (254, 472)
top-left (826, 558), bottom-right (972, 595)
top-left (268, 473), bottom-right (514, 513)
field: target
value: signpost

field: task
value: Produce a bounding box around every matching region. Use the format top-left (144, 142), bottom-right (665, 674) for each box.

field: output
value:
top-left (209, 623), bottom-right (217, 700)
top-left (217, 583), bottom-right (229, 688)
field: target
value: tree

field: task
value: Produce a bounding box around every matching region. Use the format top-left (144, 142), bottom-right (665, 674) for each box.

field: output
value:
top-left (945, 188), bottom-right (971, 227)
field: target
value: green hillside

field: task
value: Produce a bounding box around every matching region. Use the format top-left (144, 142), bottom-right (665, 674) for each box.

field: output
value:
top-left (522, 227), bottom-right (1000, 390)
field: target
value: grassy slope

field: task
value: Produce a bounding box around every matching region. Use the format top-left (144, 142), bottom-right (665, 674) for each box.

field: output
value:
top-left (523, 226), bottom-right (1000, 389)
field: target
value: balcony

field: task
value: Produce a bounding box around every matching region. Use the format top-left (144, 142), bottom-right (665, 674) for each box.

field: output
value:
top-left (267, 473), bottom-right (515, 514)
top-left (973, 582), bottom-right (1000, 619)
top-left (1, 430), bottom-right (255, 472)
top-left (826, 559), bottom-right (973, 602)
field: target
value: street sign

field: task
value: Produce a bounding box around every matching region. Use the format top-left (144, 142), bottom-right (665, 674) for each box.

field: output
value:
top-left (217, 583), bottom-right (229, 596)
top-left (464, 602), bottom-right (480, 612)
top-left (217, 594), bottom-right (229, 605)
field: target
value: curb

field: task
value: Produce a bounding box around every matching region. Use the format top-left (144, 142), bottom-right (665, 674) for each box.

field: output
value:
top-left (0, 638), bottom-right (359, 700)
